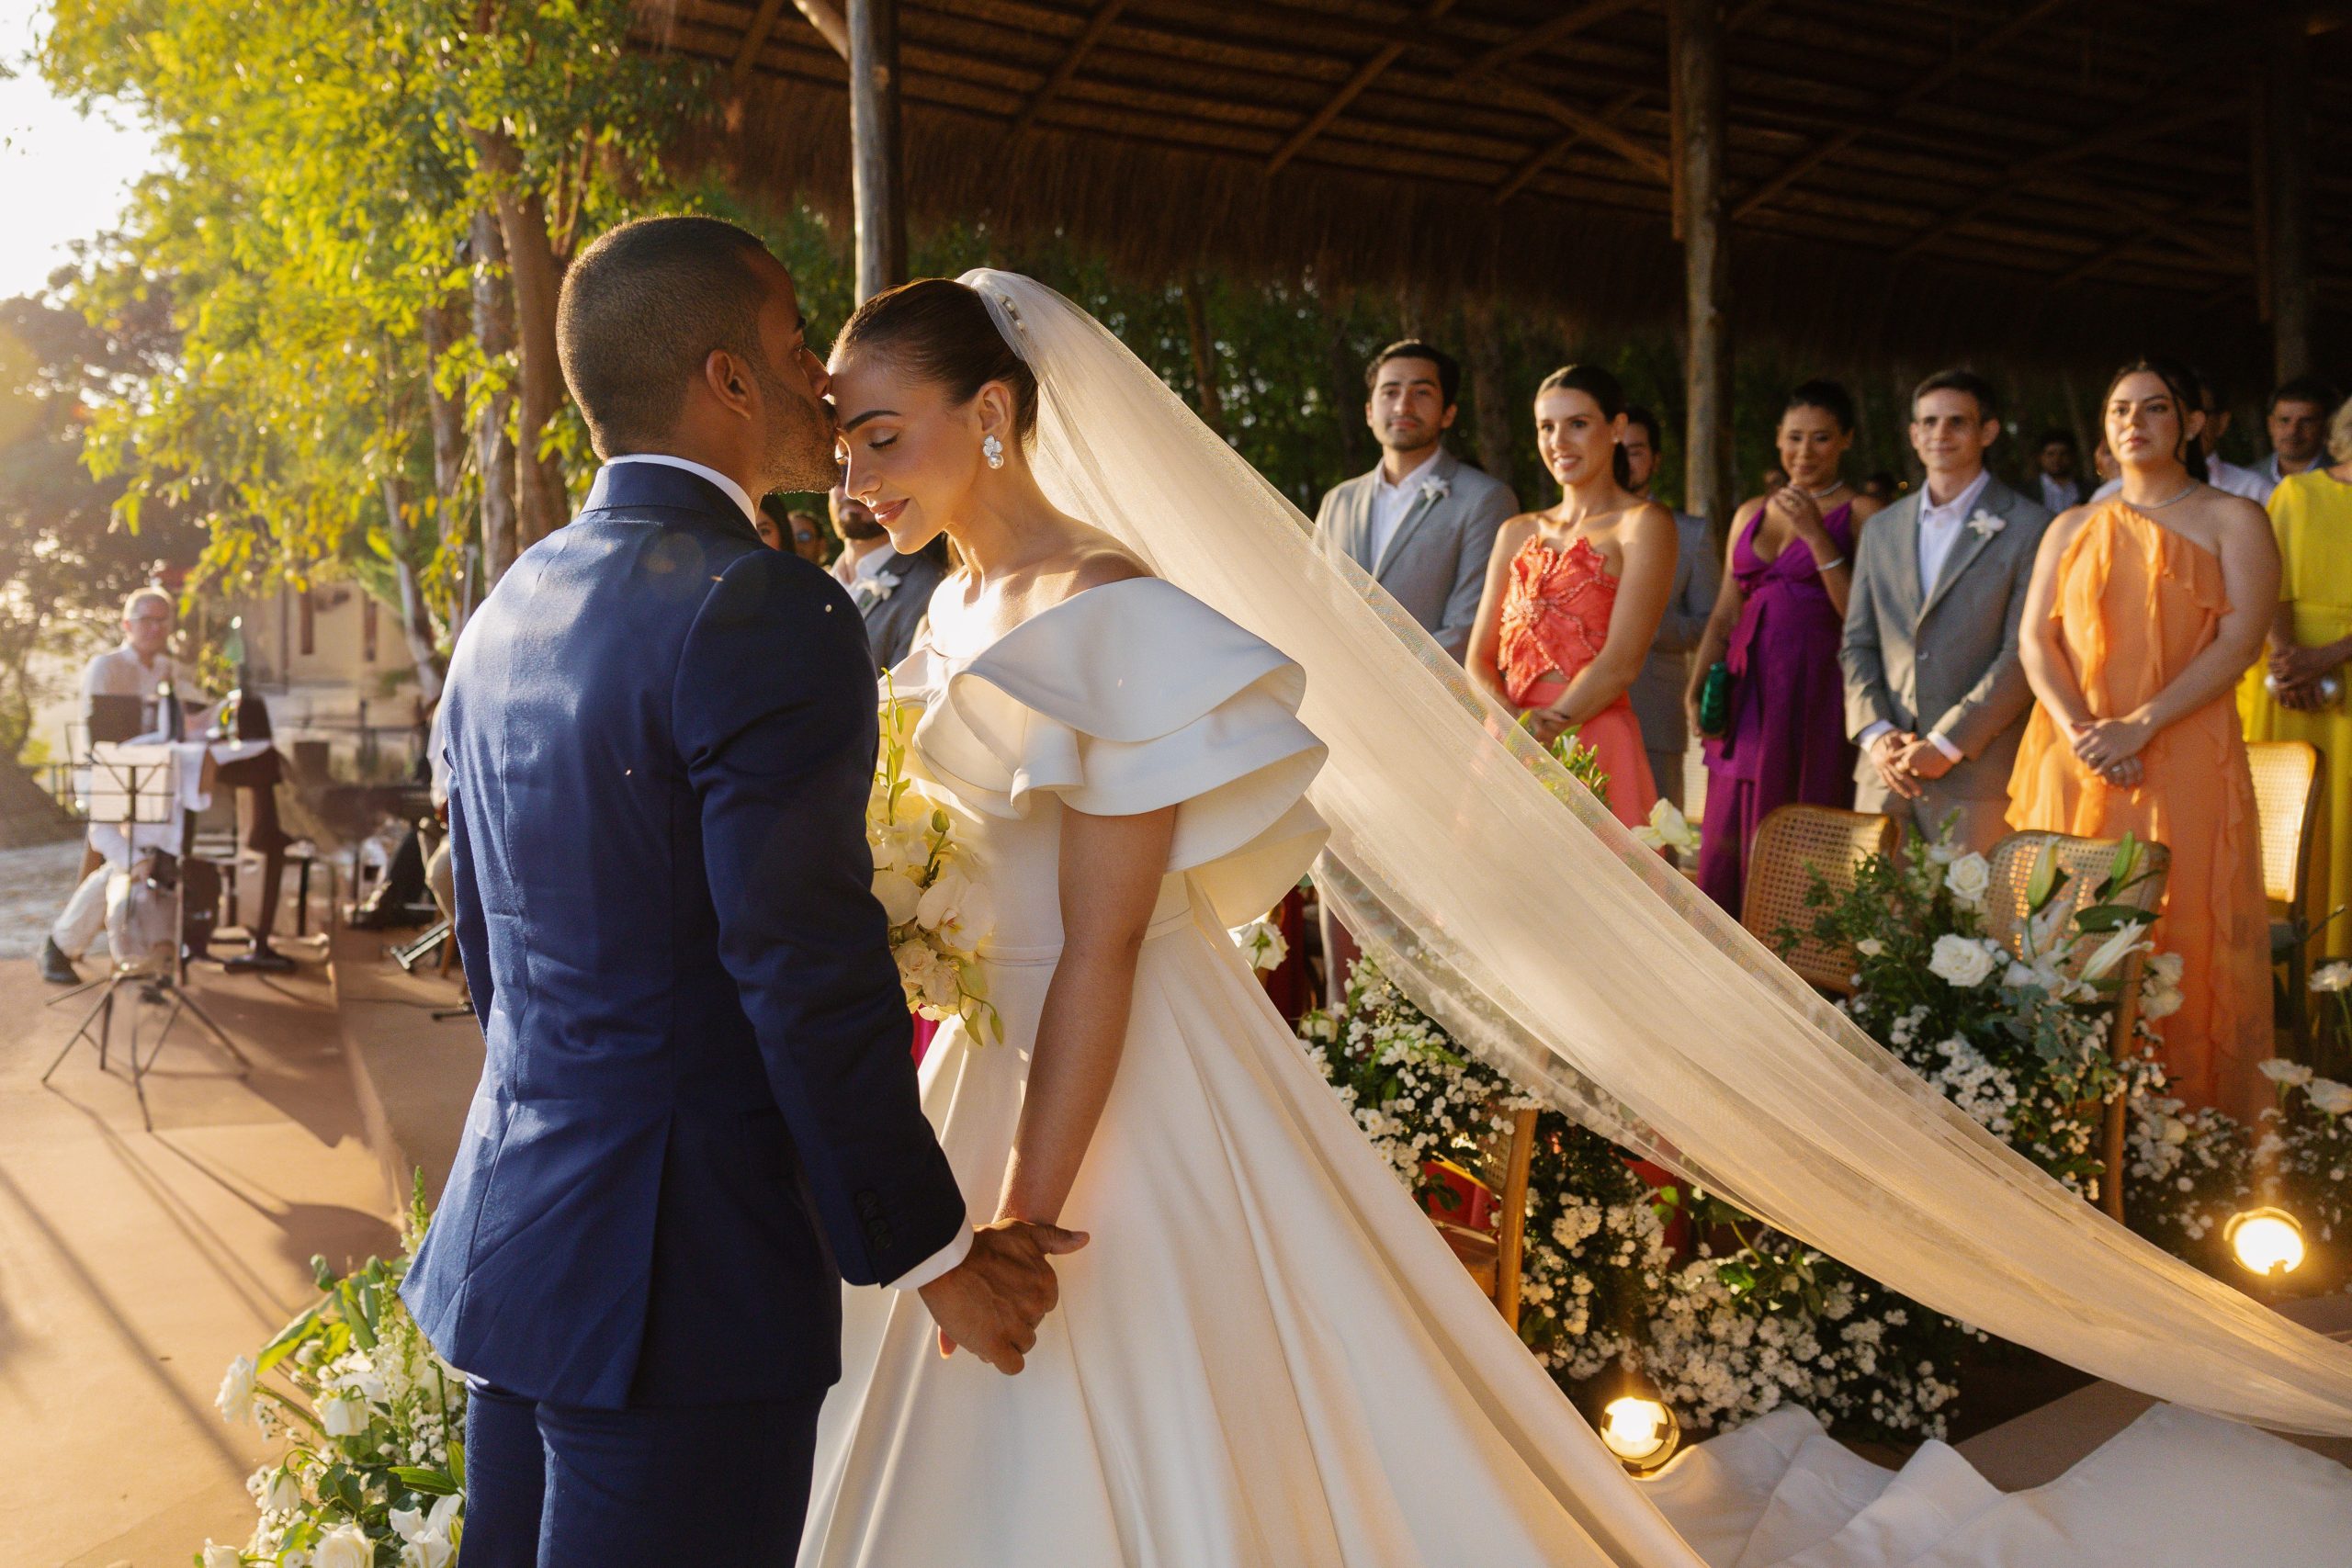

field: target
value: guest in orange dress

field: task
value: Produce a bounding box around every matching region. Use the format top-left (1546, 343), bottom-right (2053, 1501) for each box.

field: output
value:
top-left (2010, 360), bottom-right (2280, 1118)
top-left (1467, 365), bottom-right (1676, 828)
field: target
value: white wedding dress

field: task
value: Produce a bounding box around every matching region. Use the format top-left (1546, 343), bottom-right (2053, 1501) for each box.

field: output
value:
top-left (797, 577), bottom-right (1707, 1567)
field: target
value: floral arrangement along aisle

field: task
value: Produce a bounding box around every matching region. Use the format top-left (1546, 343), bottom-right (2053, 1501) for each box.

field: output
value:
top-left (1295, 960), bottom-right (1967, 1442)
top-left (202, 1179), bottom-right (463, 1568)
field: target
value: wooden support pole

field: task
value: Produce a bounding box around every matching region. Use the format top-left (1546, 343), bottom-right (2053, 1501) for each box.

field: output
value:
top-left (847, 0), bottom-right (905, 303)
top-left (1672, 0), bottom-right (1732, 531)
top-left (2261, 12), bottom-right (2314, 382)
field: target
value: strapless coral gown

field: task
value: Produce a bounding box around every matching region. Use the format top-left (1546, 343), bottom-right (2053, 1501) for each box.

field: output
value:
top-left (1498, 534), bottom-right (1658, 828)
top-left (2007, 502), bottom-right (2272, 1117)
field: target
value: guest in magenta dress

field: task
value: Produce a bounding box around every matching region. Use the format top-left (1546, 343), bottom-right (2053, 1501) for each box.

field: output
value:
top-left (1686, 380), bottom-right (1884, 911)
top-left (1469, 365), bottom-right (1677, 828)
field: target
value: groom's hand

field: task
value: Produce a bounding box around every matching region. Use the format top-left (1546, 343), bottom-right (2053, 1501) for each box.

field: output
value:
top-left (918, 1218), bottom-right (1089, 1374)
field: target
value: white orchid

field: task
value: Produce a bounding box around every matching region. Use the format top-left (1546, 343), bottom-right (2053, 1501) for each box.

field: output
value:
top-left (391, 1493), bottom-right (461, 1568)
top-left (2311, 962), bottom-right (2352, 994)
top-left (915, 866), bottom-right (995, 950)
top-left (872, 866), bottom-right (923, 927)
top-left (1964, 509), bottom-right (2006, 538)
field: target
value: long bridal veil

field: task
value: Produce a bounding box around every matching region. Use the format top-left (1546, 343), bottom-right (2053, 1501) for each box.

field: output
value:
top-left (960, 269), bottom-right (2352, 1437)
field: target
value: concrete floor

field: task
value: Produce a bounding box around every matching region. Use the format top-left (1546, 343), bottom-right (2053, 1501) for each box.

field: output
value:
top-left (0, 946), bottom-right (397, 1566)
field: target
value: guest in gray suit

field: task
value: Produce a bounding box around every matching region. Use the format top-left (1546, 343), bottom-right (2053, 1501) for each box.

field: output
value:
top-left (1841, 369), bottom-right (2055, 852)
top-left (1312, 340), bottom-right (1517, 661)
top-left (1620, 406), bottom-right (1719, 810)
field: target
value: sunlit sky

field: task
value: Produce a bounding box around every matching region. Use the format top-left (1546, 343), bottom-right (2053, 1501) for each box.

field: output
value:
top-left (0, 0), bottom-right (161, 299)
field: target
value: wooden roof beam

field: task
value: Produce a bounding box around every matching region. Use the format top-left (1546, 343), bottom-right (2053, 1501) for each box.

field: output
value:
top-left (731, 0), bottom-right (797, 86)
top-left (1491, 77), bottom-right (1669, 184)
top-left (1013, 0), bottom-right (1131, 137)
top-left (791, 0), bottom-right (850, 60)
top-left (1269, 0), bottom-right (1457, 173)
top-left (1445, 0), bottom-right (1647, 87)
top-left (1493, 86), bottom-right (1645, 202)
top-left (1730, 0), bottom-right (2075, 222)
top-left (1893, 92), bottom-right (2235, 258)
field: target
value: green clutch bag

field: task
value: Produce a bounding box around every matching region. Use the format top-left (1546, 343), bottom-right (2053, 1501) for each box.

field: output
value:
top-left (1696, 660), bottom-right (1733, 739)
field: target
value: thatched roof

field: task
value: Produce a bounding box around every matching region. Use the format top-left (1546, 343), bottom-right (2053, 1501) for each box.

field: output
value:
top-left (634, 0), bottom-right (2352, 377)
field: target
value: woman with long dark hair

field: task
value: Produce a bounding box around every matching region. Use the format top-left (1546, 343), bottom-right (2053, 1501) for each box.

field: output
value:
top-left (1466, 365), bottom-right (1676, 826)
top-left (2009, 359), bottom-right (2278, 1117)
top-left (1685, 380), bottom-right (1883, 911)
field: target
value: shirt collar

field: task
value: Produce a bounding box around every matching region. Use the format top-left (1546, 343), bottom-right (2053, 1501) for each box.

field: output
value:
top-left (1376, 448), bottom-right (1445, 496)
top-left (604, 454), bottom-right (760, 527)
top-left (852, 544), bottom-right (896, 582)
top-left (1919, 467), bottom-right (1992, 526)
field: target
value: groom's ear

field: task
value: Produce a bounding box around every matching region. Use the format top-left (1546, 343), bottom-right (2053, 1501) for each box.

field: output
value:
top-left (705, 346), bottom-right (755, 415)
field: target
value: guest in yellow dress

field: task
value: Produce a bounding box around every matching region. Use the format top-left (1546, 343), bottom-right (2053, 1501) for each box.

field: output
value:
top-left (2237, 396), bottom-right (2352, 960)
top-left (2010, 361), bottom-right (2279, 1119)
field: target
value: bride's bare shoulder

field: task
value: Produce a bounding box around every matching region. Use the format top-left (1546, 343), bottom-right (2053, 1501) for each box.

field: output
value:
top-left (1036, 536), bottom-right (1154, 607)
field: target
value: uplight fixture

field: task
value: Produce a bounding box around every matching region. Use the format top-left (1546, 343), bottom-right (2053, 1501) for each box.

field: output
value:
top-left (1600, 1391), bottom-right (1681, 1472)
top-left (2225, 1206), bottom-right (2307, 1279)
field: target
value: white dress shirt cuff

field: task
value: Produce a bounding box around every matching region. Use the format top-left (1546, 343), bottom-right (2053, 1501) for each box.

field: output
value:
top-left (886, 1224), bottom-right (972, 1292)
top-left (1926, 731), bottom-right (1963, 763)
top-left (1858, 720), bottom-right (1895, 750)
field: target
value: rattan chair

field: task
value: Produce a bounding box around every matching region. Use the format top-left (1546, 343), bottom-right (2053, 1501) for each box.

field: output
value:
top-left (1983, 830), bottom-right (2171, 1223)
top-left (2246, 741), bottom-right (2325, 1049)
top-left (1430, 1106), bottom-right (1541, 1331)
top-left (1740, 806), bottom-right (1903, 997)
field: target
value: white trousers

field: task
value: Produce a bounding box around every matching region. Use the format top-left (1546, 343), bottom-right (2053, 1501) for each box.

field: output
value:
top-left (49, 862), bottom-right (150, 964)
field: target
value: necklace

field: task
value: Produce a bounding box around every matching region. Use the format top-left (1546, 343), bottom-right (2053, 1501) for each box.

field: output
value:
top-left (2134, 482), bottom-right (2197, 509)
top-left (1802, 479), bottom-right (1848, 501)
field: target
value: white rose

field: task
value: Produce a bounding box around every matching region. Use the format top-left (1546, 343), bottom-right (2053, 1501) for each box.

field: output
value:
top-left (2308, 1079), bottom-right (2352, 1116)
top-left (1928, 933), bottom-right (1996, 988)
top-left (872, 867), bottom-right (922, 926)
top-left (203, 1543), bottom-right (243, 1568)
top-left (2146, 951), bottom-right (2185, 987)
top-left (320, 1391), bottom-right (369, 1437)
top-left (2160, 1116), bottom-right (2189, 1145)
top-left (1854, 937), bottom-right (1884, 958)
top-left (1942, 853), bottom-right (1991, 906)
top-left (266, 1468), bottom-right (303, 1513)
top-left (313, 1526), bottom-right (373, 1568)
top-left (2140, 986), bottom-right (2183, 1021)
top-left (2258, 1057), bottom-right (2315, 1088)
top-left (215, 1355), bottom-right (257, 1425)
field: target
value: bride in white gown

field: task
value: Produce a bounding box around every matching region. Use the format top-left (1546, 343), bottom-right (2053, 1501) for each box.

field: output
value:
top-left (798, 272), bottom-right (2352, 1567)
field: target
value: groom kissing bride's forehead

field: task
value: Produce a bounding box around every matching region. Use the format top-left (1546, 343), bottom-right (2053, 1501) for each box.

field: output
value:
top-left (398, 215), bottom-right (1080, 1568)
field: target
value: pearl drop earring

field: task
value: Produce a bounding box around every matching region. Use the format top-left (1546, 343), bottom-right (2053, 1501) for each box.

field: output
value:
top-left (982, 434), bottom-right (1005, 469)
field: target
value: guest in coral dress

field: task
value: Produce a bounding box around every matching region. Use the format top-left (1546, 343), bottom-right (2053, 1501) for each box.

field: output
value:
top-left (1687, 381), bottom-right (1884, 912)
top-left (1467, 365), bottom-right (1675, 828)
top-left (2010, 360), bottom-right (2280, 1118)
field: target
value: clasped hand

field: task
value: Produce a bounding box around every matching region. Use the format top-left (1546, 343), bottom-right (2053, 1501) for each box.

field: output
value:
top-left (1524, 705), bottom-right (1575, 747)
top-left (2067, 716), bottom-right (2150, 789)
top-left (917, 1217), bottom-right (1089, 1376)
top-left (2268, 643), bottom-right (2346, 711)
top-left (1868, 731), bottom-right (1954, 801)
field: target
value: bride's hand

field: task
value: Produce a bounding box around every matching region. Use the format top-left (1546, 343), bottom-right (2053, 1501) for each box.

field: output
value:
top-left (919, 1218), bottom-right (1090, 1375)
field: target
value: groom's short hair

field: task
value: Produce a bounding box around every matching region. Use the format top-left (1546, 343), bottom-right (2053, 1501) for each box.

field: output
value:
top-left (1909, 367), bottom-right (1999, 423)
top-left (559, 215), bottom-right (779, 455)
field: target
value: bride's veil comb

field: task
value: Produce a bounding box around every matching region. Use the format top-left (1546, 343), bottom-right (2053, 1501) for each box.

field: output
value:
top-left (959, 266), bottom-right (2352, 1436)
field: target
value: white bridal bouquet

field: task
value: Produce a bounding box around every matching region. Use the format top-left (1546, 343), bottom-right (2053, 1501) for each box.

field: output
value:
top-left (871, 683), bottom-right (1001, 1043)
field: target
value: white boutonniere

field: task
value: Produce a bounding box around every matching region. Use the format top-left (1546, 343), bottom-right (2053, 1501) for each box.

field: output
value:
top-left (852, 571), bottom-right (901, 610)
top-left (1964, 509), bottom-right (2006, 539)
top-left (1419, 477), bottom-right (1451, 505)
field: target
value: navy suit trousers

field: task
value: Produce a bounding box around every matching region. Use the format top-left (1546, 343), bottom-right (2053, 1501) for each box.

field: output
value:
top-left (461, 1378), bottom-right (825, 1566)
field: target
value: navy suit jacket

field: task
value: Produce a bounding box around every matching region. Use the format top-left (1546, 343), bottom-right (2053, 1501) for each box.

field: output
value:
top-left (401, 461), bottom-right (967, 1410)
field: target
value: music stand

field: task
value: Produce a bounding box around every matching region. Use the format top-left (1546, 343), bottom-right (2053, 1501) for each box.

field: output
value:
top-left (41, 741), bottom-right (250, 1127)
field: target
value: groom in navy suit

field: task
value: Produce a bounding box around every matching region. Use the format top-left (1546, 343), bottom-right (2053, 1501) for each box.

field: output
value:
top-left (403, 217), bottom-right (1082, 1565)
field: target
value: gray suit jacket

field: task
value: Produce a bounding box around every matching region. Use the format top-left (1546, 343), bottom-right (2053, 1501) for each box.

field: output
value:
top-left (857, 547), bottom-right (949, 673)
top-left (1840, 476), bottom-right (2055, 801)
top-left (1314, 449), bottom-right (1515, 661)
top-left (1630, 508), bottom-right (1718, 756)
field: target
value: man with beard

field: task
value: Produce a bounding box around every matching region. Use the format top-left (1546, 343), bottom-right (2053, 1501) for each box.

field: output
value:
top-left (828, 482), bottom-right (947, 671)
top-left (1312, 340), bottom-right (1515, 662)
